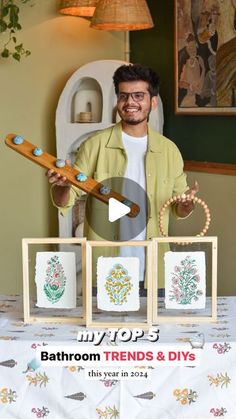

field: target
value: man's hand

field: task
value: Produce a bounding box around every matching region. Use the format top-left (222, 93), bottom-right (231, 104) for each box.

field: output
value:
top-left (46, 159), bottom-right (71, 187)
top-left (45, 160), bottom-right (71, 207)
top-left (175, 181), bottom-right (199, 218)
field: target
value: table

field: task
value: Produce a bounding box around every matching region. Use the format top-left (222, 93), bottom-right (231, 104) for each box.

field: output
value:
top-left (0, 295), bottom-right (236, 419)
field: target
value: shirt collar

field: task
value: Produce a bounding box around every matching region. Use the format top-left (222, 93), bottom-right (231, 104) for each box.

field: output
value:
top-left (105, 121), bottom-right (162, 153)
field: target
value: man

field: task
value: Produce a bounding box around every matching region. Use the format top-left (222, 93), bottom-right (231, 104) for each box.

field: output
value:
top-left (47, 64), bottom-right (198, 289)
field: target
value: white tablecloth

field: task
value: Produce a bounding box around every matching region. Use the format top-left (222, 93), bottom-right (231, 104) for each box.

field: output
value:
top-left (0, 295), bottom-right (236, 419)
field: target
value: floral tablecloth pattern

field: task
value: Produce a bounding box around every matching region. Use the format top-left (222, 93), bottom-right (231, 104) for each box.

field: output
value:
top-left (0, 295), bottom-right (236, 419)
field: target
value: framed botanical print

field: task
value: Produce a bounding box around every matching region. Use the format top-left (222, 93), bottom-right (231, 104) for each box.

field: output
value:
top-left (22, 238), bottom-right (86, 324)
top-left (153, 236), bottom-right (217, 323)
top-left (86, 240), bottom-right (153, 329)
top-left (175, 0), bottom-right (236, 114)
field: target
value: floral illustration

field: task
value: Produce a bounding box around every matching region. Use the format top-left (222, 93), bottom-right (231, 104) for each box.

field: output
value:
top-left (0, 387), bottom-right (17, 404)
top-left (210, 407), bottom-right (227, 417)
top-left (173, 388), bottom-right (198, 405)
top-left (32, 406), bottom-right (50, 417)
top-left (105, 264), bottom-right (132, 305)
top-left (212, 343), bottom-right (231, 354)
top-left (169, 255), bottom-right (203, 305)
top-left (100, 379), bottom-right (118, 387)
top-left (65, 366), bottom-right (84, 373)
top-left (208, 372), bottom-right (231, 388)
top-left (26, 372), bottom-right (49, 388)
top-left (96, 405), bottom-right (119, 419)
top-left (44, 256), bottom-right (66, 303)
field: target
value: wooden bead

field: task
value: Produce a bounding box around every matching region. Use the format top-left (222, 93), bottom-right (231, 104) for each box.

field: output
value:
top-left (159, 194), bottom-right (211, 238)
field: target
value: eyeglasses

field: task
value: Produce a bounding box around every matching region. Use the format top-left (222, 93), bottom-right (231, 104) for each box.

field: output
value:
top-left (117, 91), bottom-right (149, 102)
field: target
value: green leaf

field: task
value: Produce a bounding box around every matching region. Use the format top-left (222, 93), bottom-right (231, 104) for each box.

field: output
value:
top-left (25, 50), bottom-right (31, 56)
top-left (12, 52), bottom-right (21, 61)
top-left (13, 36), bottom-right (17, 43)
top-left (0, 19), bottom-right (8, 32)
top-left (2, 6), bottom-right (9, 18)
top-left (9, 4), bottom-right (20, 28)
top-left (1, 48), bottom-right (10, 58)
top-left (15, 43), bottom-right (23, 52)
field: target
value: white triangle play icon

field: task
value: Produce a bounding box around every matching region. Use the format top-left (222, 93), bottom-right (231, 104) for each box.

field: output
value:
top-left (108, 198), bottom-right (131, 222)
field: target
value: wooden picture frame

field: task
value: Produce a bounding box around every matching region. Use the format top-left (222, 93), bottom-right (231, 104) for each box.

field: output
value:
top-left (153, 236), bottom-right (217, 323)
top-left (22, 238), bottom-right (86, 324)
top-left (86, 240), bottom-right (153, 329)
top-left (174, 0), bottom-right (236, 115)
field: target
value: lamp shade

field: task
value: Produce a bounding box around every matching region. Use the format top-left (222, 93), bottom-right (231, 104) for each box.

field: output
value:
top-left (90, 0), bottom-right (154, 31)
top-left (59, 0), bottom-right (99, 17)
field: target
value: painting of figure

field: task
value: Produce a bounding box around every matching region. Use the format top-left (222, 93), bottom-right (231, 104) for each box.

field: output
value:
top-left (175, 0), bottom-right (236, 114)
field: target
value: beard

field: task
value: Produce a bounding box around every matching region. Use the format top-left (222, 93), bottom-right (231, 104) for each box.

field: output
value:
top-left (118, 104), bottom-right (152, 125)
top-left (123, 116), bottom-right (147, 125)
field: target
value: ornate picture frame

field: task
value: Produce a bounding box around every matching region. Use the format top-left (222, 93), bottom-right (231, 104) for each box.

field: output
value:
top-left (174, 0), bottom-right (236, 115)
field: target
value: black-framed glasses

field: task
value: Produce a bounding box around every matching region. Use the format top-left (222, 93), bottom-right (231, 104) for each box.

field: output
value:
top-left (117, 91), bottom-right (149, 103)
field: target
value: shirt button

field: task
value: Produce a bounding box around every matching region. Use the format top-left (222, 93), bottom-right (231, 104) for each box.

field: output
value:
top-left (148, 173), bottom-right (151, 177)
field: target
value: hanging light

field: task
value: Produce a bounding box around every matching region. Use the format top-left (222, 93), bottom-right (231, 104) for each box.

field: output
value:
top-left (59, 0), bottom-right (99, 17)
top-left (90, 0), bottom-right (154, 31)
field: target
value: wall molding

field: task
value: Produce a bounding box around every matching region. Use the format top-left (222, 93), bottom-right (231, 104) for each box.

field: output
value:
top-left (184, 161), bottom-right (236, 176)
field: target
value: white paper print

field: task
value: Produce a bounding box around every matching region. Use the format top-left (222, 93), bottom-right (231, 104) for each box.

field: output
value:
top-left (97, 257), bottom-right (140, 311)
top-left (164, 251), bottom-right (206, 309)
top-left (35, 252), bottom-right (76, 308)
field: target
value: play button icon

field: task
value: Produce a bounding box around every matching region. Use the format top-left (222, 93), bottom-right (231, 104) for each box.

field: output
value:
top-left (108, 198), bottom-right (131, 222)
top-left (86, 176), bottom-right (150, 241)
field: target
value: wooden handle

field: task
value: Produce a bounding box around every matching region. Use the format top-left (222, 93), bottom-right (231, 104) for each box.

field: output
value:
top-left (5, 133), bottom-right (140, 218)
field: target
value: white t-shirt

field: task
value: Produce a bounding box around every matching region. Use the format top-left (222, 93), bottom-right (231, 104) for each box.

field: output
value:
top-left (119, 131), bottom-right (147, 281)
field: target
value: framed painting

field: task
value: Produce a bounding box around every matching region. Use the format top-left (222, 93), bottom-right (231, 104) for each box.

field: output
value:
top-left (22, 238), bottom-right (86, 324)
top-left (174, 0), bottom-right (236, 115)
top-left (153, 236), bottom-right (217, 323)
top-left (86, 240), bottom-right (153, 329)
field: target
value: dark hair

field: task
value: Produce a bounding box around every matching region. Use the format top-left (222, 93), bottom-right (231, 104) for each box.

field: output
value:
top-left (186, 33), bottom-right (196, 43)
top-left (113, 63), bottom-right (159, 97)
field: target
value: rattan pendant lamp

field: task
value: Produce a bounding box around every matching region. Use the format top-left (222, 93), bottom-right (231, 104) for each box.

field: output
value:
top-left (59, 0), bottom-right (99, 17)
top-left (90, 0), bottom-right (154, 30)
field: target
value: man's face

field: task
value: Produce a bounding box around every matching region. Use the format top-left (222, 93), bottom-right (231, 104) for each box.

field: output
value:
top-left (116, 80), bottom-right (157, 125)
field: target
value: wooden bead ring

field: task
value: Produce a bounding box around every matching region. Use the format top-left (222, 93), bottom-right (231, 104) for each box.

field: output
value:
top-left (159, 195), bottom-right (211, 237)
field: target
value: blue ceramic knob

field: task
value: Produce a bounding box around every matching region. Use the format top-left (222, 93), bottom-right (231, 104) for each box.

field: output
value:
top-left (32, 147), bottom-right (43, 156)
top-left (13, 135), bottom-right (24, 145)
top-left (99, 185), bottom-right (111, 195)
top-left (123, 199), bottom-right (132, 207)
top-left (76, 173), bottom-right (88, 182)
top-left (55, 159), bottom-right (65, 168)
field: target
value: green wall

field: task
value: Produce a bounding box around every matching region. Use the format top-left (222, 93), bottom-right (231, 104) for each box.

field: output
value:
top-left (130, 0), bottom-right (236, 163)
